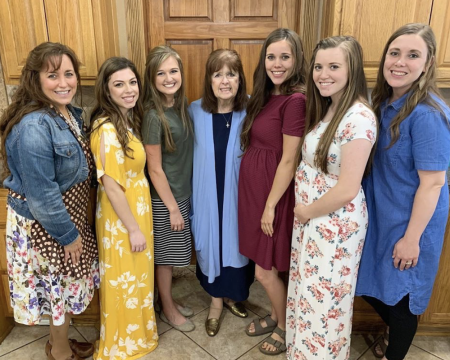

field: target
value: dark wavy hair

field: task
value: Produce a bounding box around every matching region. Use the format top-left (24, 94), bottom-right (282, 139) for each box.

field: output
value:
top-left (201, 49), bottom-right (248, 113)
top-left (240, 28), bottom-right (307, 152)
top-left (0, 42), bottom-right (81, 178)
top-left (90, 57), bottom-right (144, 159)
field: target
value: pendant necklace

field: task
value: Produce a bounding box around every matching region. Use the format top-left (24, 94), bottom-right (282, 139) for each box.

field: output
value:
top-left (221, 112), bottom-right (232, 128)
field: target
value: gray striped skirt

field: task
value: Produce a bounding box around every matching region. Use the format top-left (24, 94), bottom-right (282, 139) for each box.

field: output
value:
top-left (151, 197), bottom-right (192, 266)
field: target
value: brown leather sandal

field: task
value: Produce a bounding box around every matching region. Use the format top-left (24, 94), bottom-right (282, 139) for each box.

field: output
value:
top-left (46, 339), bottom-right (94, 359)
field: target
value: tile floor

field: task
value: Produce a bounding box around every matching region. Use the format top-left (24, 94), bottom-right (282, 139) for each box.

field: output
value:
top-left (0, 266), bottom-right (449, 360)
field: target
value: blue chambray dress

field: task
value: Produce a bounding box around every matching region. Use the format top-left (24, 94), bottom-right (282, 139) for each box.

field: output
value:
top-left (356, 93), bottom-right (450, 315)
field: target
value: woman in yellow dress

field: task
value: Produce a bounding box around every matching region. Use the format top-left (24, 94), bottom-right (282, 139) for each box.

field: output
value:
top-left (90, 57), bottom-right (158, 359)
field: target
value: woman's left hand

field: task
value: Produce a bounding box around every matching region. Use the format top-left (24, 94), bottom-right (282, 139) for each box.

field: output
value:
top-left (261, 206), bottom-right (275, 237)
top-left (294, 203), bottom-right (310, 224)
top-left (392, 236), bottom-right (420, 271)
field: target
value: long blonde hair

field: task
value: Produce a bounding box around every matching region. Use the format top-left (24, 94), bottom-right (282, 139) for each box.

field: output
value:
top-left (295, 36), bottom-right (374, 175)
top-left (142, 46), bottom-right (192, 153)
top-left (371, 23), bottom-right (444, 148)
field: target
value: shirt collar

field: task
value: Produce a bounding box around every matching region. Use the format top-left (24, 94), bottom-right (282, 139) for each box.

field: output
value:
top-left (383, 92), bottom-right (409, 112)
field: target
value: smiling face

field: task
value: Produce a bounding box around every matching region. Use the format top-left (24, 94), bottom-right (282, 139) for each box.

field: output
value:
top-left (265, 40), bottom-right (294, 94)
top-left (107, 68), bottom-right (139, 117)
top-left (313, 46), bottom-right (349, 103)
top-left (155, 56), bottom-right (182, 106)
top-left (211, 65), bottom-right (240, 106)
top-left (40, 55), bottom-right (77, 114)
top-left (383, 34), bottom-right (429, 100)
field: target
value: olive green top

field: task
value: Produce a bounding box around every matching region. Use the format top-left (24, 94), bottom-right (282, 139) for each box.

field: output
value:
top-left (141, 107), bottom-right (193, 201)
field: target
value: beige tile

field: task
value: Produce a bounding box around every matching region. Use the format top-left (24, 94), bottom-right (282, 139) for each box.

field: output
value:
top-left (237, 340), bottom-right (287, 360)
top-left (243, 280), bottom-right (272, 318)
top-left (173, 266), bottom-right (193, 279)
top-left (171, 269), bottom-right (211, 316)
top-left (74, 325), bottom-right (99, 343)
top-left (413, 336), bottom-right (450, 360)
top-left (186, 264), bottom-right (196, 273)
top-left (348, 334), bottom-right (373, 360)
top-left (140, 328), bottom-right (215, 360)
top-left (185, 308), bottom-right (269, 360)
top-left (358, 343), bottom-right (443, 360)
top-left (0, 324), bottom-right (49, 356)
top-left (1, 326), bottom-right (87, 360)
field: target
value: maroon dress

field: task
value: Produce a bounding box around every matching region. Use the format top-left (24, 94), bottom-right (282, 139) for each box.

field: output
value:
top-left (238, 92), bottom-right (306, 271)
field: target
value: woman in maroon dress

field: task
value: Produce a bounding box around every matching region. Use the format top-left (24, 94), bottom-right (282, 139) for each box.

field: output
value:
top-left (239, 28), bottom-right (307, 355)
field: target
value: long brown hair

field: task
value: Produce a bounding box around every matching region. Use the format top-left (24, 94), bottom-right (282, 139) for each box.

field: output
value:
top-left (90, 57), bottom-right (144, 159)
top-left (0, 42), bottom-right (81, 177)
top-left (371, 23), bottom-right (443, 148)
top-left (142, 46), bottom-right (191, 153)
top-left (240, 28), bottom-right (307, 152)
top-left (295, 36), bottom-right (373, 175)
top-left (201, 49), bottom-right (248, 113)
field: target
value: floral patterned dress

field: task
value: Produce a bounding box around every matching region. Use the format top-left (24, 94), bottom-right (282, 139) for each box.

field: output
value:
top-left (286, 103), bottom-right (376, 360)
top-left (90, 119), bottom-right (158, 360)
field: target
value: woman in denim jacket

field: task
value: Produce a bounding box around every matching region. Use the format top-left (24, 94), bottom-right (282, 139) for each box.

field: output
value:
top-left (0, 42), bottom-right (99, 360)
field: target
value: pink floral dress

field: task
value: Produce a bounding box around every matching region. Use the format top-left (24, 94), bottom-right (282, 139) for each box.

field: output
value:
top-left (286, 103), bottom-right (376, 360)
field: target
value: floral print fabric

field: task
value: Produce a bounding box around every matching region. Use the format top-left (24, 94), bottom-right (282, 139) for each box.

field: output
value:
top-left (286, 104), bottom-right (376, 360)
top-left (90, 119), bottom-right (158, 359)
top-left (6, 207), bottom-right (100, 326)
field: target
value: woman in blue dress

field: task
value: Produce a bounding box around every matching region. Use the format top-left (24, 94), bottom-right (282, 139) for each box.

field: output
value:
top-left (189, 49), bottom-right (254, 337)
top-left (356, 23), bottom-right (450, 360)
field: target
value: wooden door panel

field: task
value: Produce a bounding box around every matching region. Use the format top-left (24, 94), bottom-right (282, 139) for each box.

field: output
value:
top-left (45, 0), bottom-right (98, 79)
top-left (167, 0), bottom-right (211, 19)
top-left (231, 40), bottom-right (264, 92)
top-left (430, 0), bottom-right (450, 86)
top-left (328, 0), bottom-right (433, 84)
top-left (168, 40), bottom-right (213, 102)
top-left (0, 0), bottom-right (48, 83)
top-left (232, 0), bottom-right (276, 19)
top-left (146, 0), bottom-right (299, 100)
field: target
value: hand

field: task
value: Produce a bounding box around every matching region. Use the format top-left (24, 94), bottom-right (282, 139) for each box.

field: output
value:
top-left (261, 206), bottom-right (275, 237)
top-left (64, 235), bottom-right (83, 265)
top-left (392, 236), bottom-right (420, 271)
top-left (129, 228), bottom-right (147, 252)
top-left (170, 208), bottom-right (185, 232)
top-left (294, 203), bottom-right (310, 224)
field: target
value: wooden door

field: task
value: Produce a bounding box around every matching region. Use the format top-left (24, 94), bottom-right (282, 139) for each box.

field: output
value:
top-left (430, 0), bottom-right (450, 87)
top-left (44, 0), bottom-right (119, 84)
top-left (0, 0), bottom-right (48, 84)
top-left (322, 0), bottom-right (433, 86)
top-left (139, 0), bottom-right (301, 102)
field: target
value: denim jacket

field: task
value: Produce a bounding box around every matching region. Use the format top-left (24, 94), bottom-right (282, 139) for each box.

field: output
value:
top-left (3, 105), bottom-right (89, 246)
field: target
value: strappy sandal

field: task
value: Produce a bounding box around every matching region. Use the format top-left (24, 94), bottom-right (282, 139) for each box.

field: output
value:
top-left (245, 315), bottom-right (277, 336)
top-left (259, 326), bottom-right (287, 356)
top-left (371, 328), bottom-right (389, 358)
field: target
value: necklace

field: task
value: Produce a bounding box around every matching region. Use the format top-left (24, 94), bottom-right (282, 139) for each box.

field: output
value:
top-left (220, 112), bottom-right (232, 129)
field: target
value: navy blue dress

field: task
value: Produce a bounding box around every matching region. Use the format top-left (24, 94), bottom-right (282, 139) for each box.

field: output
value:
top-left (196, 112), bottom-right (254, 301)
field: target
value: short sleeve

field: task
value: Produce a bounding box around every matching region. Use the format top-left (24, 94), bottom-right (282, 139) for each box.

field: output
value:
top-left (411, 109), bottom-right (450, 171)
top-left (281, 92), bottom-right (306, 137)
top-left (90, 120), bottom-right (127, 191)
top-left (142, 110), bottom-right (162, 145)
top-left (337, 105), bottom-right (377, 146)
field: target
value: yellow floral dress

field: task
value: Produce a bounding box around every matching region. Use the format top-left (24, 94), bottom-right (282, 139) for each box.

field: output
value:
top-left (90, 118), bottom-right (158, 360)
